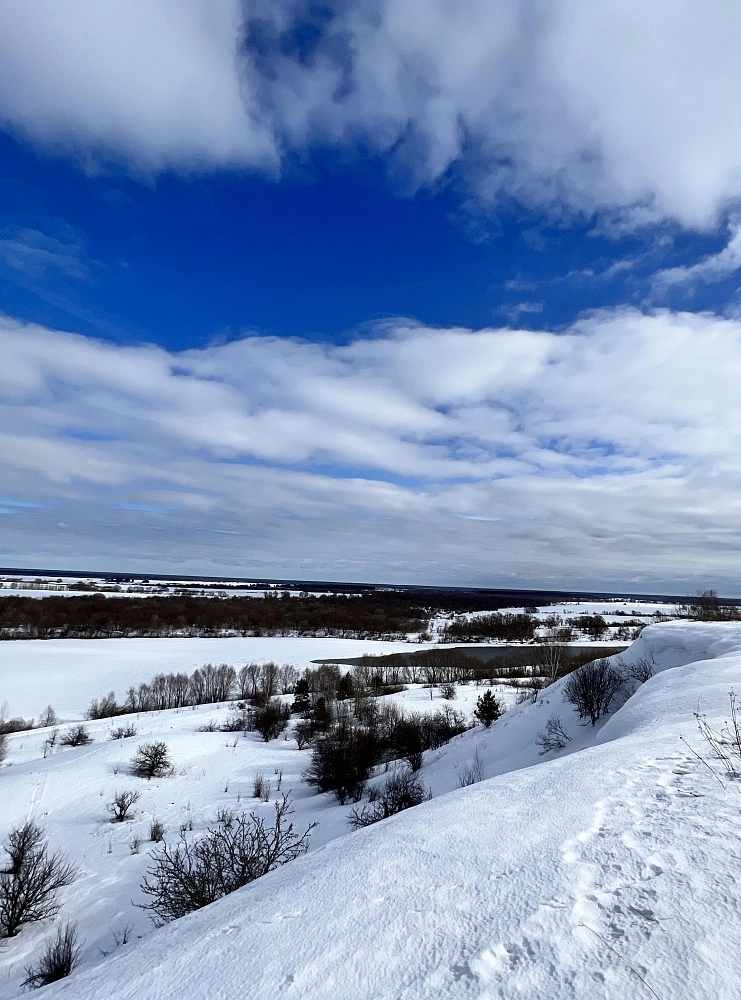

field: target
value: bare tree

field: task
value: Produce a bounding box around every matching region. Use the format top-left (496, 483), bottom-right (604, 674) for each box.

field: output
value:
top-left (87, 692), bottom-right (120, 719)
top-left (563, 658), bottom-right (624, 726)
top-left (278, 663), bottom-right (298, 695)
top-left (140, 795), bottom-right (315, 925)
top-left (0, 822), bottom-right (77, 937)
top-left (131, 741), bottom-right (172, 779)
top-left (107, 789), bottom-right (141, 822)
top-left (536, 715), bottom-right (572, 754)
top-left (38, 705), bottom-right (58, 728)
top-left (534, 635), bottom-right (566, 685)
top-left (21, 922), bottom-right (81, 989)
top-left (0, 729), bottom-right (6, 766)
top-left (59, 724), bottom-right (93, 747)
top-left (628, 656), bottom-right (654, 684)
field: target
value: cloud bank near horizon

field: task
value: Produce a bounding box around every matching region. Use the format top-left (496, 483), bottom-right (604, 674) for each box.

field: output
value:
top-left (2, 1), bottom-right (741, 234)
top-left (2, 311), bottom-right (741, 590)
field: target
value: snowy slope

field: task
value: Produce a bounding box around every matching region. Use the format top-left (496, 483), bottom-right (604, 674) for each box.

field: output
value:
top-left (4, 621), bottom-right (741, 999)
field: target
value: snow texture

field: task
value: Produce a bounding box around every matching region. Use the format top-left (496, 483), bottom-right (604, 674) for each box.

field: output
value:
top-left (1, 621), bottom-right (740, 998)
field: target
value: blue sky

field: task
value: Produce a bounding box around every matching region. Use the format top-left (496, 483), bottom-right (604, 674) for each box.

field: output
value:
top-left (2, 1), bottom-right (741, 592)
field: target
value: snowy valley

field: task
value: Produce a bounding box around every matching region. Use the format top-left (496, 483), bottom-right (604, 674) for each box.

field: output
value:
top-left (0, 614), bottom-right (740, 998)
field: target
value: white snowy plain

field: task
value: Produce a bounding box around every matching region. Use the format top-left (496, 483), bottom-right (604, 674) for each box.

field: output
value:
top-left (1, 620), bottom-right (741, 998)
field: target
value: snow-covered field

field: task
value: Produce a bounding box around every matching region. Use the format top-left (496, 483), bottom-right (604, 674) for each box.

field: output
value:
top-left (0, 637), bottom-right (437, 721)
top-left (2, 621), bottom-right (741, 998)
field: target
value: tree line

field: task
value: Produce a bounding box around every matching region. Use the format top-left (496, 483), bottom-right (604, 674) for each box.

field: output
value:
top-left (0, 593), bottom-right (426, 640)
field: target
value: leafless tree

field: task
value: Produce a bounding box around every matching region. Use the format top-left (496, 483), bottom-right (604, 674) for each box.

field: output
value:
top-left (536, 715), bottom-right (572, 754)
top-left (38, 705), bottom-right (58, 728)
top-left (131, 741), bottom-right (172, 779)
top-left (107, 789), bottom-right (141, 822)
top-left (563, 658), bottom-right (624, 726)
top-left (140, 795), bottom-right (315, 925)
top-left (0, 822), bottom-right (77, 937)
top-left (87, 692), bottom-right (120, 719)
top-left (628, 656), bottom-right (654, 684)
top-left (59, 724), bottom-right (92, 747)
top-left (535, 635), bottom-right (567, 684)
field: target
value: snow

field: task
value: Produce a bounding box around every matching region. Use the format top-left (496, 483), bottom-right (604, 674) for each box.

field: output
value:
top-left (2, 621), bottom-right (741, 998)
top-left (0, 637), bottom-right (436, 720)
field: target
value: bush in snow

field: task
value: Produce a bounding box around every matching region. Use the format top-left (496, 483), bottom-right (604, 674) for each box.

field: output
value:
top-left (107, 789), bottom-right (141, 823)
top-left (694, 691), bottom-right (741, 778)
top-left (457, 749), bottom-right (485, 787)
top-left (252, 699), bottom-right (291, 741)
top-left (303, 721), bottom-right (379, 804)
top-left (563, 658), bottom-right (624, 726)
top-left (474, 689), bottom-right (504, 727)
top-left (59, 724), bottom-right (93, 747)
top-left (0, 822), bottom-right (77, 938)
top-left (140, 795), bottom-right (315, 925)
top-left (348, 768), bottom-right (431, 829)
top-left (252, 772), bottom-right (271, 801)
top-left (87, 691), bottom-right (122, 719)
top-left (440, 682), bottom-right (457, 700)
top-left (0, 730), bottom-right (6, 766)
top-left (109, 723), bottom-right (137, 740)
top-left (536, 716), bottom-right (572, 755)
top-left (21, 922), bottom-right (81, 989)
top-left (131, 741), bottom-right (172, 779)
top-left (149, 819), bottom-right (166, 843)
top-left (628, 656), bottom-right (654, 684)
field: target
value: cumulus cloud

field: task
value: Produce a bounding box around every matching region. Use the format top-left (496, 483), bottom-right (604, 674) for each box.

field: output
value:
top-left (1, 311), bottom-right (740, 589)
top-left (2, 2), bottom-right (741, 230)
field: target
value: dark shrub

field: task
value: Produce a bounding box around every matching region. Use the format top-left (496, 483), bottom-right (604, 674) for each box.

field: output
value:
top-left (59, 724), bottom-right (92, 747)
top-left (348, 768), bottom-right (431, 828)
top-left (474, 690), bottom-right (504, 728)
top-left (563, 658), bottom-right (624, 726)
top-left (303, 722), bottom-right (379, 804)
top-left (107, 789), bottom-right (141, 822)
top-left (0, 823), bottom-right (77, 938)
top-left (140, 795), bottom-right (314, 925)
top-left (21, 922), bottom-right (81, 989)
top-left (131, 741), bottom-right (172, 779)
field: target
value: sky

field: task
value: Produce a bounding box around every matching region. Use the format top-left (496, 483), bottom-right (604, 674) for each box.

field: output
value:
top-left (2, 1), bottom-right (741, 593)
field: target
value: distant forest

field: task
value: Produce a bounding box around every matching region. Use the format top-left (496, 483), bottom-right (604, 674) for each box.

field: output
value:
top-left (0, 590), bottom-right (548, 640)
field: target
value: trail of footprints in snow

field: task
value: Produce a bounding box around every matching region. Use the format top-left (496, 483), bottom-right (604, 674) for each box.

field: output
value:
top-left (468, 753), bottom-right (706, 996)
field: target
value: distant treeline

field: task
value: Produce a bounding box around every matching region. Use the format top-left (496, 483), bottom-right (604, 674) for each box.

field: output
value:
top-left (0, 593), bottom-right (426, 639)
top-left (0, 589), bottom-right (563, 640)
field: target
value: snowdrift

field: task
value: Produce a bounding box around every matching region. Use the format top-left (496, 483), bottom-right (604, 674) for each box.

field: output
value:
top-left (32, 621), bottom-right (741, 1000)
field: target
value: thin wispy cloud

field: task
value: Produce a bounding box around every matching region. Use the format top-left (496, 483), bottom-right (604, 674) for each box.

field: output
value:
top-left (653, 220), bottom-right (741, 291)
top-left (0, 225), bottom-right (94, 281)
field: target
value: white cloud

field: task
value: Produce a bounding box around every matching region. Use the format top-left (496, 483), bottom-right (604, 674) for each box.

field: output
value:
top-left (2, 2), bottom-right (741, 229)
top-left (654, 220), bottom-right (741, 290)
top-left (1, 310), bottom-right (741, 588)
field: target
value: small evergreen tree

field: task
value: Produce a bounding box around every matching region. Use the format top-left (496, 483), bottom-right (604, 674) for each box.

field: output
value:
top-left (474, 689), bottom-right (503, 728)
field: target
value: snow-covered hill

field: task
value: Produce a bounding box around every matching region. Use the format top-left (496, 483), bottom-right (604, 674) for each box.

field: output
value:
top-left (3, 622), bottom-right (741, 999)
